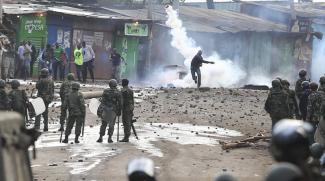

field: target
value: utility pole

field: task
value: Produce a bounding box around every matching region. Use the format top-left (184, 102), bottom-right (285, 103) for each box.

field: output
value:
top-left (0, 0), bottom-right (3, 24)
top-left (146, 0), bottom-right (153, 75)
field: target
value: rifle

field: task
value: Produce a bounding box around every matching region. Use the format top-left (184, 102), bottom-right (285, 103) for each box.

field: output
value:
top-left (59, 129), bottom-right (63, 143)
top-left (131, 119), bottom-right (139, 140)
top-left (81, 114), bottom-right (85, 137)
top-left (117, 116), bottom-right (120, 142)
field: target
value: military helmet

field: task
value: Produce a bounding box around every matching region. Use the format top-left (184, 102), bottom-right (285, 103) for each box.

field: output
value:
top-left (71, 82), bottom-right (80, 90)
top-left (319, 76), bottom-right (325, 84)
top-left (127, 157), bottom-right (155, 181)
top-left (271, 79), bottom-right (281, 88)
top-left (309, 82), bottom-right (318, 91)
top-left (298, 69), bottom-right (307, 77)
top-left (214, 173), bottom-right (237, 181)
top-left (301, 81), bottom-right (310, 89)
top-left (265, 163), bottom-right (303, 181)
top-left (0, 79), bottom-right (5, 88)
top-left (108, 79), bottom-right (118, 88)
top-left (40, 68), bottom-right (49, 76)
top-left (270, 119), bottom-right (312, 164)
top-left (67, 73), bottom-right (75, 81)
top-left (310, 143), bottom-right (325, 159)
top-left (11, 80), bottom-right (20, 89)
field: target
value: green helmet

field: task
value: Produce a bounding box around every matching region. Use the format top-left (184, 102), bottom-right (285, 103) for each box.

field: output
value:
top-left (310, 143), bottom-right (325, 159)
top-left (271, 79), bottom-right (281, 88)
top-left (298, 69), bottom-right (307, 78)
top-left (0, 79), bottom-right (5, 88)
top-left (301, 81), bottom-right (310, 89)
top-left (214, 174), bottom-right (237, 181)
top-left (319, 76), bottom-right (325, 84)
top-left (280, 79), bottom-right (290, 88)
top-left (11, 80), bottom-right (20, 89)
top-left (309, 82), bottom-right (318, 91)
top-left (109, 79), bottom-right (117, 88)
top-left (40, 68), bottom-right (49, 77)
top-left (67, 73), bottom-right (75, 81)
top-left (71, 82), bottom-right (80, 90)
top-left (265, 163), bottom-right (303, 181)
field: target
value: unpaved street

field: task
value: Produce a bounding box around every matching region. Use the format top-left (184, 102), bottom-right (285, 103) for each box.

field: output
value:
top-left (31, 85), bottom-right (274, 181)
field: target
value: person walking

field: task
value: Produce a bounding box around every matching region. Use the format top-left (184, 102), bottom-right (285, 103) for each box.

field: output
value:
top-left (61, 82), bottom-right (85, 144)
top-left (82, 41), bottom-right (95, 83)
top-left (35, 68), bottom-right (54, 131)
top-left (74, 44), bottom-right (83, 82)
top-left (16, 42), bottom-right (25, 78)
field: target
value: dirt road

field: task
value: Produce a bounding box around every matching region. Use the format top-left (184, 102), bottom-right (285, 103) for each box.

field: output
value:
top-left (31, 85), bottom-right (274, 181)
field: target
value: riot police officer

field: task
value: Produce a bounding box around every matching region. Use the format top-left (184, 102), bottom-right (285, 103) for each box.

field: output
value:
top-left (35, 68), bottom-right (54, 131)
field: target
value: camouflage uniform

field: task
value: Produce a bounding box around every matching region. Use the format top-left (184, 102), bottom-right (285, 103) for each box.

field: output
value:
top-left (295, 77), bottom-right (307, 100)
top-left (97, 80), bottom-right (122, 143)
top-left (35, 74), bottom-right (54, 131)
top-left (62, 82), bottom-right (85, 143)
top-left (59, 74), bottom-right (74, 129)
top-left (265, 80), bottom-right (290, 127)
top-left (121, 85), bottom-right (134, 142)
top-left (8, 88), bottom-right (28, 119)
top-left (283, 87), bottom-right (300, 119)
top-left (0, 80), bottom-right (8, 110)
top-left (307, 91), bottom-right (323, 124)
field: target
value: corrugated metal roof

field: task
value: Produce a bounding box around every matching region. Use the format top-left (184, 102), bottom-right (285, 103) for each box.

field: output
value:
top-left (244, 2), bottom-right (325, 18)
top-left (3, 3), bottom-right (131, 20)
top-left (107, 6), bottom-right (287, 33)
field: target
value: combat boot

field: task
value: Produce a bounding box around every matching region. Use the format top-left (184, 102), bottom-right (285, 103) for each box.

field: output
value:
top-left (120, 137), bottom-right (129, 142)
top-left (108, 136), bottom-right (113, 143)
top-left (43, 126), bottom-right (48, 132)
top-left (75, 136), bottom-right (80, 144)
top-left (96, 136), bottom-right (103, 143)
top-left (62, 136), bottom-right (69, 143)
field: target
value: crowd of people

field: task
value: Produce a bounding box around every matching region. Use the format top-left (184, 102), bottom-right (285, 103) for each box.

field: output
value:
top-left (0, 35), bottom-right (125, 84)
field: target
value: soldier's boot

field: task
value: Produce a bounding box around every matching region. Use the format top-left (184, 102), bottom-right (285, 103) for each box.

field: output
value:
top-left (62, 136), bottom-right (69, 143)
top-left (194, 76), bottom-right (197, 84)
top-left (43, 118), bottom-right (49, 132)
top-left (43, 126), bottom-right (48, 132)
top-left (108, 135), bottom-right (113, 143)
top-left (96, 136), bottom-right (103, 143)
top-left (120, 137), bottom-right (129, 142)
top-left (75, 135), bottom-right (80, 144)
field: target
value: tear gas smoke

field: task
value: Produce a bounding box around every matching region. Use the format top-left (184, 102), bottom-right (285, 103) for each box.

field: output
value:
top-left (311, 26), bottom-right (325, 81)
top-left (165, 6), bottom-right (247, 88)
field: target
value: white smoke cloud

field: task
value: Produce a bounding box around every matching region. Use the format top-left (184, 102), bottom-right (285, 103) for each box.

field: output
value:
top-left (165, 6), bottom-right (247, 88)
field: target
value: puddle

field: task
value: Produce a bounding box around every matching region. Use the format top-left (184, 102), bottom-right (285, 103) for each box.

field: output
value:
top-left (132, 123), bottom-right (242, 157)
top-left (35, 122), bottom-right (242, 174)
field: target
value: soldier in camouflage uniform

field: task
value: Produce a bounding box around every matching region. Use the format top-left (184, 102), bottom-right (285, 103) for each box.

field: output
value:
top-left (318, 76), bottom-right (325, 92)
top-left (306, 82), bottom-right (323, 143)
top-left (35, 68), bottom-right (54, 131)
top-left (62, 82), bottom-right (85, 144)
top-left (265, 79), bottom-right (290, 128)
top-left (281, 79), bottom-right (300, 119)
top-left (8, 80), bottom-right (28, 120)
top-left (295, 69), bottom-right (308, 101)
top-left (58, 73), bottom-right (75, 131)
top-left (97, 79), bottom-right (122, 143)
top-left (120, 79), bottom-right (134, 142)
top-left (299, 81), bottom-right (311, 121)
top-left (0, 79), bottom-right (8, 110)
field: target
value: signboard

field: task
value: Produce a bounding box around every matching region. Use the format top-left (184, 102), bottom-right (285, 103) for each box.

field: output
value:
top-left (20, 16), bottom-right (46, 36)
top-left (125, 23), bottom-right (149, 37)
